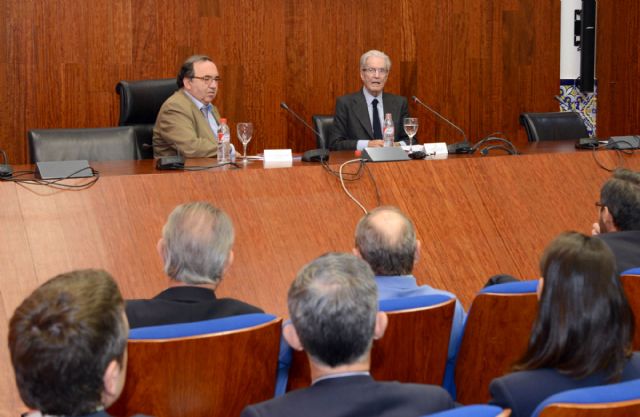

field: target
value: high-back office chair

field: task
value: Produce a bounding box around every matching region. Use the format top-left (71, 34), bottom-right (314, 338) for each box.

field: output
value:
top-left (108, 314), bottom-right (282, 417)
top-left (454, 281), bottom-right (539, 404)
top-left (621, 268), bottom-right (640, 350)
top-left (424, 405), bottom-right (511, 417)
top-left (311, 114), bottom-right (334, 149)
top-left (28, 127), bottom-right (138, 162)
top-left (115, 78), bottom-right (177, 159)
top-left (285, 295), bottom-right (455, 391)
top-left (520, 112), bottom-right (589, 142)
top-left (531, 378), bottom-right (640, 417)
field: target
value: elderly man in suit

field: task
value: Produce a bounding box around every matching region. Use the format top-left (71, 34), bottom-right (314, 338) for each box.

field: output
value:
top-left (153, 55), bottom-right (222, 158)
top-left (126, 202), bottom-right (263, 328)
top-left (241, 253), bottom-right (454, 417)
top-left (329, 50), bottom-right (410, 151)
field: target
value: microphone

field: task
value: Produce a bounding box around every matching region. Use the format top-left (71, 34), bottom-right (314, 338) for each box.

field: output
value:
top-left (280, 102), bottom-right (329, 162)
top-left (411, 96), bottom-right (473, 154)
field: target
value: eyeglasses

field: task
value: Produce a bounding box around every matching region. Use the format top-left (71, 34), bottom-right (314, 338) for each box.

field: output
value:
top-left (191, 75), bottom-right (221, 85)
top-left (362, 67), bottom-right (389, 75)
top-left (595, 201), bottom-right (606, 210)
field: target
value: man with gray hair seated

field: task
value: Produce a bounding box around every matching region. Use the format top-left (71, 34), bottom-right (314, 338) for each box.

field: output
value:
top-left (241, 253), bottom-right (454, 417)
top-left (354, 205), bottom-right (466, 394)
top-left (126, 201), bottom-right (262, 328)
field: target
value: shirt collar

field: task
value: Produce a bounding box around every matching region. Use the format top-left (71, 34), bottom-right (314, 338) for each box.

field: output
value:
top-left (362, 87), bottom-right (383, 106)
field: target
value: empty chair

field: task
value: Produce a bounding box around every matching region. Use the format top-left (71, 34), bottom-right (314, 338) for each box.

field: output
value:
top-left (454, 280), bottom-right (538, 404)
top-left (311, 114), bottom-right (334, 149)
top-left (531, 378), bottom-right (640, 417)
top-left (116, 78), bottom-right (177, 159)
top-left (425, 405), bottom-right (511, 417)
top-left (621, 268), bottom-right (640, 350)
top-left (520, 112), bottom-right (588, 141)
top-left (286, 294), bottom-right (455, 391)
top-left (28, 126), bottom-right (138, 162)
top-left (108, 313), bottom-right (282, 417)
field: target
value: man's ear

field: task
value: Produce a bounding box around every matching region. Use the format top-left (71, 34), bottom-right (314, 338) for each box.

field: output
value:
top-left (373, 311), bottom-right (388, 340)
top-left (536, 278), bottom-right (544, 300)
top-left (283, 322), bottom-right (304, 351)
top-left (352, 247), bottom-right (362, 258)
top-left (156, 238), bottom-right (165, 260)
top-left (102, 359), bottom-right (123, 406)
top-left (223, 250), bottom-right (235, 275)
top-left (414, 240), bottom-right (422, 265)
top-left (602, 206), bottom-right (619, 232)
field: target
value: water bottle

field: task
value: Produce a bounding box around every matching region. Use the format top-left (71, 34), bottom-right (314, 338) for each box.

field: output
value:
top-left (217, 118), bottom-right (231, 163)
top-left (383, 113), bottom-right (394, 147)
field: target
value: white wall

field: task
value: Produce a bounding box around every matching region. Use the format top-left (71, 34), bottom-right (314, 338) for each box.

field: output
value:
top-left (560, 0), bottom-right (582, 79)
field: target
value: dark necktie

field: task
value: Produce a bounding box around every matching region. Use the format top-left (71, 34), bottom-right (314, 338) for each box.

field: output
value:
top-left (371, 98), bottom-right (382, 139)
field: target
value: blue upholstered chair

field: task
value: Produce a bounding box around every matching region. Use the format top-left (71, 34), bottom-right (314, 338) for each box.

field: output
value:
top-left (109, 314), bottom-right (282, 417)
top-left (622, 267), bottom-right (640, 275)
top-left (454, 280), bottom-right (539, 404)
top-left (284, 294), bottom-right (456, 392)
top-left (531, 378), bottom-right (640, 417)
top-left (424, 405), bottom-right (511, 417)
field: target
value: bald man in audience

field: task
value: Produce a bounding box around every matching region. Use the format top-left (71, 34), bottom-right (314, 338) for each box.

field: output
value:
top-left (242, 253), bottom-right (454, 417)
top-left (9, 269), bottom-right (148, 417)
top-left (592, 168), bottom-right (640, 274)
top-left (126, 202), bottom-right (263, 328)
top-left (354, 205), bottom-right (466, 393)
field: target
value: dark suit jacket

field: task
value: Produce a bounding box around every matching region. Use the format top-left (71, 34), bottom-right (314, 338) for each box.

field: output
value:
top-left (329, 90), bottom-right (410, 150)
top-left (595, 230), bottom-right (640, 274)
top-left (241, 374), bottom-right (454, 417)
top-left (489, 353), bottom-right (640, 417)
top-left (126, 286), bottom-right (263, 329)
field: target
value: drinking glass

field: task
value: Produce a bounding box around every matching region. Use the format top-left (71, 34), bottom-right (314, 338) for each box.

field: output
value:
top-left (236, 122), bottom-right (254, 161)
top-left (403, 117), bottom-right (419, 150)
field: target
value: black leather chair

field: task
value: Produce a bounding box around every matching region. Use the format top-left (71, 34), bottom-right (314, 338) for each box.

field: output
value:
top-left (28, 127), bottom-right (138, 162)
top-left (115, 78), bottom-right (177, 159)
top-left (311, 114), bottom-right (334, 149)
top-left (520, 112), bottom-right (588, 142)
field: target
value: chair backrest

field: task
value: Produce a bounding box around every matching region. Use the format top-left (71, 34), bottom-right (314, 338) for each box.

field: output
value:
top-left (454, 280), bottom-right (539, 405)
top-left (424, 405), bottom-right (511, 417)
top-left (108, 314), bottom-right (282, 417)
top-left (115, 78), bottom-right (177, 159)
top-left (28, 127), bottom-right (138, 163)
top-left (311, 114), bottom-right (334, 149)
top-left (520, 112), bottom-right (588, 142)
top-left (285, 295), bottom-right (455, 391)
top-left (532, 378), bottom-right (640, 417)
top-left (621, 271), bottom-right (640, 350)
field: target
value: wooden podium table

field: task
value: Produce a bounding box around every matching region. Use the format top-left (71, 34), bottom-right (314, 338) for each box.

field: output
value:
top-left (1, 144), bottom-right (638, 415)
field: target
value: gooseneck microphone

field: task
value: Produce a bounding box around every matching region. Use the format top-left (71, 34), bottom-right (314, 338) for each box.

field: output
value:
top-left (411, 96), bottom-right (473, 154)
top-left (280, 102), bottom-right (329, 162)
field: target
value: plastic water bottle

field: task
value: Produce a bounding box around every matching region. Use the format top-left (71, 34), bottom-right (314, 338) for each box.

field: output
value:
top-left (383, 113), bottom-right (394, 147)
top-left (217, 118), bottom-right (231, 163)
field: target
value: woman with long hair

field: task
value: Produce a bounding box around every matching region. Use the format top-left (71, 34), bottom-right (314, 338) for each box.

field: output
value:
top-left (489, 231), bottom-right (638, 417)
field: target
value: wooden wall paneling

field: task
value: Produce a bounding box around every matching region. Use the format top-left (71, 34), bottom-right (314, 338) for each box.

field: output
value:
top-left (596, 1), bottom-right (640, 138)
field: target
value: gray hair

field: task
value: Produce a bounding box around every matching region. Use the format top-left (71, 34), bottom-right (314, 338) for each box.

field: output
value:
top-left (161, 202), bottom-right (234, 285)
top-left (177, 55), bottom-right (214, 88)
top-left (359, 50), bottom-right (391, 71)
top-left (355, 206), bottom-right (416, 276)
top-left (288, 252), bottom-right (378, 368)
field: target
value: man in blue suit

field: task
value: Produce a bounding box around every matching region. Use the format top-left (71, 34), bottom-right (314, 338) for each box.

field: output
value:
top-left (242, 253), bottom-right (454, 417)
top-left (353, 206), bottom-right (466, 395)
top-left (329, 50), bottom-right (410, 150)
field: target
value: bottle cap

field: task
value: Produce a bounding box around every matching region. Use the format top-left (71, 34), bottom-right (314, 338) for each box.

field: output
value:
top-left (220, 118), bottom-right (227, 123)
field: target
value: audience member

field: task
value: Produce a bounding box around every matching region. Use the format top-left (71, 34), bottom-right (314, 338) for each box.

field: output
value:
top-left (354, 205), bottom-right (465, 393)
top-left (489, 232), bottom-right (639, 417)
top-left (153, 55), bottom-right (222, 158)
top-left (126, 202), bottom-right (262, 328)
top-left (592, 168), bottom-right (640, 273)
top-left (8, 269), bottom-right (146, 417)
top-left (242, 253), bottom-right (454, 417)
top-left (329, 50), bottom-right (410, 151)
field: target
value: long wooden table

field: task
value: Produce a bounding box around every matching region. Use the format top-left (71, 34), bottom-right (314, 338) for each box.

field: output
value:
top-left (1, 144), bottom-right (638, 415)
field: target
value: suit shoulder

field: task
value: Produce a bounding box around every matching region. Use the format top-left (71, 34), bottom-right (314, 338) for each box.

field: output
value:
top-left (217, 297), bottom-right (264, 314)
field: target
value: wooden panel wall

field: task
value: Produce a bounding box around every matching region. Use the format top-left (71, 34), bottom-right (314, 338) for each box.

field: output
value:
top-left (596, 1), bottom-right (640, 137)
top-left (0, 0), bottom-right (560, 164)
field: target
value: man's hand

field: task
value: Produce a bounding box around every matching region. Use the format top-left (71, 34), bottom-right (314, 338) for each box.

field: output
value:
top-left (368, 139), bottom-right (384, 147)
top-left (591, 222), bottom-right (601, 236)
